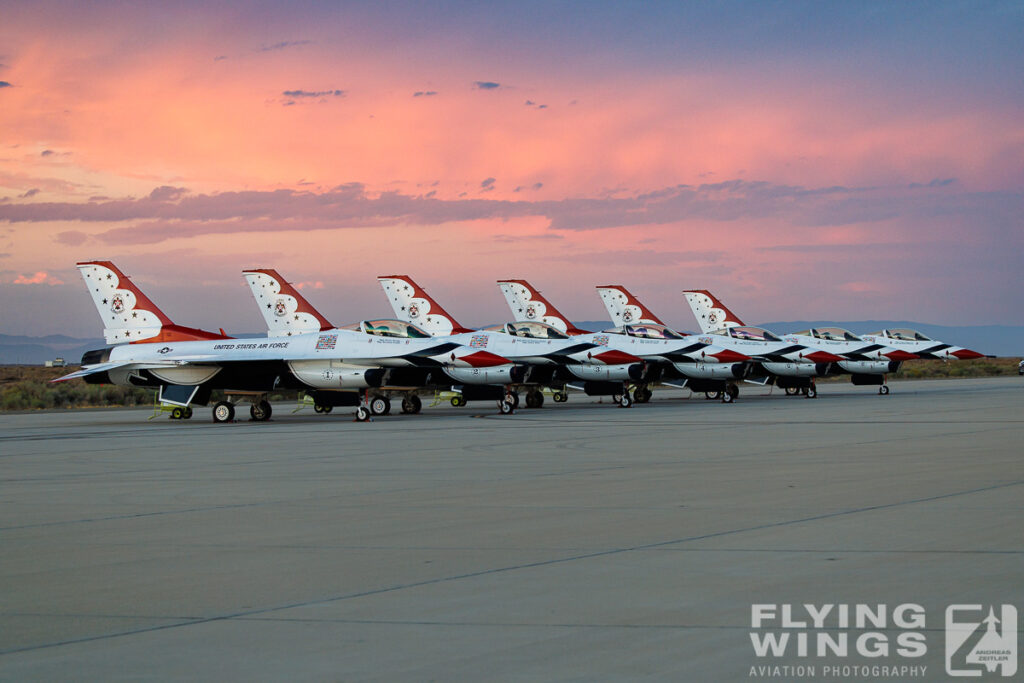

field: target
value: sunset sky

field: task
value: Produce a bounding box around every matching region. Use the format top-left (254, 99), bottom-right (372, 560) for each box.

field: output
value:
top-left (2, 1), bottom-right (1022, 336)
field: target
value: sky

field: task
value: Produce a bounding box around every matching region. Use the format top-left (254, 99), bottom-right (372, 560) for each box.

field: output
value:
top-left (1, 1), bottom-right (1022, 336)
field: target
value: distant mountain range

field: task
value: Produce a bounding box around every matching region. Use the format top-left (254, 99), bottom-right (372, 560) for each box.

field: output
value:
top-left (571, 321), bottom-right (1023, 357)
top-left (2, 321), bottom-right (1020, 365)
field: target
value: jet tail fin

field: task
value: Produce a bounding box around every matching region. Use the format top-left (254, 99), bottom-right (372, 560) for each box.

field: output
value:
top-left (596, 285), bottom-right (665, 327)
top-left (682, 289), bottom-right (745, 334)
top-left (242, 269), bottom-right (334, 337)
top-left (76, 261), bottom-right (230, 345)
top-left (496, 280), bottom-right (588, 335)
top-left (377, 275), bottom-right (472, 336)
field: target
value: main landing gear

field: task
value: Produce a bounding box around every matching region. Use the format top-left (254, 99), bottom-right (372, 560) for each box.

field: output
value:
top-left (401, 394), bottom-right (422, 414)
top-left (632, 386), bottom-right (653, 404)
top-left (212, 392), bottom-right (272, 423)
top-left (703, 383), bottom-right (739, 403)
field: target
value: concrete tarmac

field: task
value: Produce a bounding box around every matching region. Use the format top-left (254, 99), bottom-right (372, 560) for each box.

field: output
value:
top-left (1, 378), bottom-right (1022, 681)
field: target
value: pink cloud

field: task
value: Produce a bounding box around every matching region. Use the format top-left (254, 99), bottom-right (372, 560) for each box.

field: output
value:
top-left (13, 271), bottom-right (63, 285)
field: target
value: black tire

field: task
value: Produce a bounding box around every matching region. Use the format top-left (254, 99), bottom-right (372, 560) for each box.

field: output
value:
top-left (451, 396), bottom-right (465, 407)
top-left (408, 395), bottom-right (422, 413)
top-left (525, 391), bottom-right (543, 409)
top-left (499, 399), bottom-right (514, 414)
top-left (554, 392), bottom-right (567, 403)
top-left (727, 384), bottom-right (739, 400)
top-left (633, 388), bottom-right (650, 404)
top-left (183, 407), bottom-right (193, 419)
top-left (355, 406), bottom-right (371, 421)
top-left (314, 403), bottom-right (325, 414)
top-left (618, 393), bottom-right (633, 408)
top-left (250, 400), bottom-right (272, 421)
top-left (212, 401), bottom-right (234, 423)
top-left (504, 392), bottom-right (519, 409)
top-left (722, 391), bottom-right (733, 403)
top-left (642, 388), bottom-right (653, 402)
top-left (806, 386), bottom-right (817, 399)
top-left (785, 387), bottom-right (798, 396)
top-left (370, 396), bottom-right (389, 416)
top-left (879, 385), bottom-right (890, 395)
top-left (612, 393), bottom-right (622, 404)
top-left (705, 391), bottom-right (722, 400)
top-left (170, 406), bottom-right (184, 420)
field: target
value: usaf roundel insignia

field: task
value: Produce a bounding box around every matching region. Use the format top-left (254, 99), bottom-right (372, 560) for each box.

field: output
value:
top-left (274, 299), bottom-right (287, 317)
top-left (110, 294), bottom-right (125, 313)
top-left (409, 304), bottom-right (420, 318)
top-left (525, 305), bottom-right (536, 319)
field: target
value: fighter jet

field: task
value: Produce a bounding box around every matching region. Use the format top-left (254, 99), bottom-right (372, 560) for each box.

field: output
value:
top-left (378, 275), bottom-right (649, 408)
top-left (55, 262), bottom-right (510, 422)
top-left (496, 279), bottom-right (753, 405)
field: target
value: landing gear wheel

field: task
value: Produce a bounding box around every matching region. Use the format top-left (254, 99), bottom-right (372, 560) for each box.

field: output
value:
top-left (355, 406), bottom-right (371, 422)
top-left (212, 401), bottom-right (234, 423)
top-left (525, 391), bottom-right (544, 409)
top-left (612, 393), bottom-right (622, 404)
top-left (499, 399), bottom-right (514, 414)
top-left (879, 385), bottom-right (890, 395)
top-left (402, 395), bottom-right (422, 414)
top-left (633, 388), bottom-right (651, 404)
top-left (183, 407), bottom-right (193, 419)
top-left (618, 393), bottom-right (633, 408)
top-left (806, 386), bottom-right (817, 399)
top-left (370, 396), bottom-right (390, 416)
top-left (250, 400), bottom-right (272, 421)
top-left (727, 384), bottom-right (739, 400)
top-left (504, 391), bottom-right (519, 409)
top-left (722, 391), bottom-right (734, 403)
top-left (785, 387), bottom-right (798, 396)
top-left (705, 391), bottom-right (722, 400)
top-left (553, 392), bottom-right (568, 403)
top-left (642, 388), bottom-right (653, 402)
top-left (170, 406), bottom-right (184, 420)
top-left (450, 395), bottom-right (467, 407)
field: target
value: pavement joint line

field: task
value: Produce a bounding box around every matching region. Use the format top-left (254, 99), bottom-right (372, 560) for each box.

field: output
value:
top-left (2, 476), bottom-right (1021, 657)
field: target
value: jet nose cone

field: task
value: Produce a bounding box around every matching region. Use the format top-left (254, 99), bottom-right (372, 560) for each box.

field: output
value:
top-left (709, 349), bottom-right (750, 363)
top-left (460, 350), bottom-right (511, 367)
top-left (804, 350), bottom-right (844, 363)
top-left (951, 348), bottom-right (985, 360)
top-left (592, 349), bottom-right (643, 365)
top-left (885, 349), bottom-right (918, 361)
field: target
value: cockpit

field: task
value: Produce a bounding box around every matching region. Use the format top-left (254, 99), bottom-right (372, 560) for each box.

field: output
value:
top-left (881, 328), bottom-right (932, 342)
top-left (482, 321), bottom-right (570, 339)
top-left (721, 326), bottom-right (783, 342)
top-left (794, 327), bottom-right (862, 342)
top-left (603, 324), bottom-right (684, 340)
top-left (343, 319), bottom-right (432, 338)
